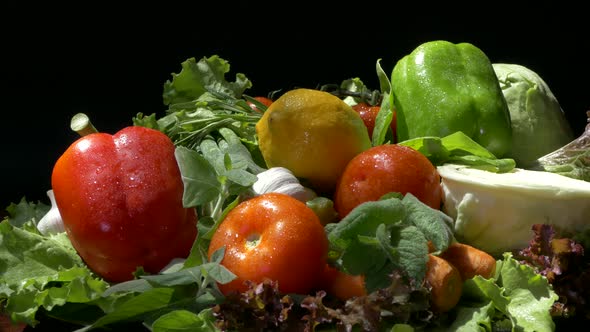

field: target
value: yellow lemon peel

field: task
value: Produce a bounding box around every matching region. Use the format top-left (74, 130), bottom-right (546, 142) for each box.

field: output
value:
top-left (256, 88), bottom-right (371, 194)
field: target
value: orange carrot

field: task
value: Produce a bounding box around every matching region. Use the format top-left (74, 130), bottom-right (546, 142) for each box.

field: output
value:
top-left (439, 242), bottom-right (497, 281)
top-left (427, 240), bottom-right (436, 253)
top-left (320, 265), bottom-right (367, 301)
top-left (425, 254), bottom-right (463, 313)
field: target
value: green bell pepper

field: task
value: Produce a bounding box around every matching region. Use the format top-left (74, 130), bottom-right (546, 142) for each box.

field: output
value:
top-left (391, 40), bottom-right (513, 158)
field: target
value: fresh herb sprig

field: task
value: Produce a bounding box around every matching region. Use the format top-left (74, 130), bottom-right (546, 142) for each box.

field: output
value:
top-left (136, 91), bottom-right (263, 151)
top-left (133, 55), bottom-right (265, 154)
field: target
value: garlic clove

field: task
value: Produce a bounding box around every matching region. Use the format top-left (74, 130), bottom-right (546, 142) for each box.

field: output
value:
top-left (252, 167), bottom-right (316, 202)
top-left (37, 190), bottom-right (66, 235)
top-left (273, 183), bottom-right (317, 202)
top-left (252, 167), bottom-right (298, 193)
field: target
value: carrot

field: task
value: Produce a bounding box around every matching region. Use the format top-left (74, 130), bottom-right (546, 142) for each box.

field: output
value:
top-left (320, 265), bottom-right (367, 301)
top-left (427, 240), bottom-right (436, 253)
top-left (425, 254), bottom-right (463, 313)
top-left (439, 242), bottom-right (497, 281)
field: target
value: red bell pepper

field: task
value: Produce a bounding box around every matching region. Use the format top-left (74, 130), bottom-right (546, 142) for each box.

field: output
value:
top-left (51, 126), bottom-right (198, 282)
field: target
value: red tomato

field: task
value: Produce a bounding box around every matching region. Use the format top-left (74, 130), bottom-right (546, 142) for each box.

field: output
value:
top-left (247, 96), bottom-right (273, 112)
top-left (207, 192), bottom-right (328, 295)
top-left (333, 144), bottom-right (442, 218)
top-left (351, 103), bottom-right (397, 141)
top-left (52, 126), bottom-right (198, 282)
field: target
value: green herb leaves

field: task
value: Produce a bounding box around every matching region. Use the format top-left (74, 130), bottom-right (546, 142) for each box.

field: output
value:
top-left (325, 193), bottom-right (454, 292)
top-left (174, 128), bottom-right (261, 267)
top-left (399, 132), bottom-right (516, 173)
top-left (162, 55), bottom-right (252, 106)
top-left (135, 55), bottom-right (263, 151)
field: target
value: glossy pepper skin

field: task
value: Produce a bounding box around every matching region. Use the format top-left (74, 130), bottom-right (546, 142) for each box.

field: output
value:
top-left (52, 126), bottom-right (198, 282)
top-left (391, 40), bottom-right (512, 157)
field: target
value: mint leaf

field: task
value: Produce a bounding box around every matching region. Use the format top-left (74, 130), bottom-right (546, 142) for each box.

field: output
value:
top-left (151, 309), bottom-right (219, 332)
top-left (325, 195), bottom-right (450, 291)
top-left (199, 131), bottom-right (258, 191)
top-left (218, 127), bottom-right (265, 175)
top-left (139, 263), bottom-right (235, 288)
top-left (174, 146), bottom-right (222, 208)
top-left (401, 194), bottom-right (454, 253)
top-left (391, 225), bottom-right (428, 285)
top-left (184, 216), bottom-right (217, 268)
top-left (76, 288), bottom-right (176, 331)
top-left (326, 198), bottom-right (406, 252)
top-left (339, 234), bottom-right (389, 285)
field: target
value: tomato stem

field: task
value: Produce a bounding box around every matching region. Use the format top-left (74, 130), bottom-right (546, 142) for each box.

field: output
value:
top-left (70, 113), bottom-right (98, 137)
top-left (246, 233), bottom-right (261, 249)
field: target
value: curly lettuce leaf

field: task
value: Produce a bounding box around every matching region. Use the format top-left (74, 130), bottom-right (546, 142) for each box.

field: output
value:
top-left (0, 221), bottom-right (82, 283)
top-left (531, 111), bottom-right (590, 181)
top-left (0, 221), bottom-right (112, 326)
top-left (514, 224), bottom-right (590, 320)
top-left (445, 253), bottom-right (558, 332)
top-left (4, 197), bottom-right (49, 228)
top-left (162, 55), bottom-right (252, 106)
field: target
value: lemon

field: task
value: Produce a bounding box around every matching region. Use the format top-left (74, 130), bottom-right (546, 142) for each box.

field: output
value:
top-left (256, 88), bottom-right (371, 194)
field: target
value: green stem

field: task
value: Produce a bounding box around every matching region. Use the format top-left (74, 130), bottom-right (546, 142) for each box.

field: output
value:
top-left (210, 185), bottom-right (228, 222)
top-left (70, 113), bottom-right (98, 137)
top-left (176, 118), bottom-right (235, 148)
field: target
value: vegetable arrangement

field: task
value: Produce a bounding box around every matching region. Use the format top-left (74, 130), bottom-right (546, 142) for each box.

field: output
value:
top-left (1, 40), bottom-right (590, 332)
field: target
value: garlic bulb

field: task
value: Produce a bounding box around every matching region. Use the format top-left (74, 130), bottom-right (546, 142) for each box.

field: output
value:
top-left (252, 167), bottom-right (317, 202)
top-left (37, 190), bottom-right (66, 235)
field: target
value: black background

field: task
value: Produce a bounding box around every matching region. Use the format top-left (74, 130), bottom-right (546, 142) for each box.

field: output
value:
top-left (1, 2), bottom-right (589, 208)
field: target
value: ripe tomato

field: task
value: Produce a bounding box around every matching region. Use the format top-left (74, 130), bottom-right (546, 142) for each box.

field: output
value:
top-left (207, 192), bottom-right (328, 295)
top-left (333, 144), bottom-right (442, 218)
top-left (247, 96), bottom-right (273, 112)
top-left (351, 103), bottom-right (397, 141)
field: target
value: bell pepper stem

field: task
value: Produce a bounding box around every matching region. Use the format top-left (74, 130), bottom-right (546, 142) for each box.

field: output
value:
top-left (70, 113), bottom-right (98, 137)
